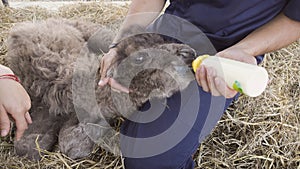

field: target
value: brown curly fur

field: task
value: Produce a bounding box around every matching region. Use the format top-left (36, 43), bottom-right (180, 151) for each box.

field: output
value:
top-left (6, 18), bottom-right (196, 160)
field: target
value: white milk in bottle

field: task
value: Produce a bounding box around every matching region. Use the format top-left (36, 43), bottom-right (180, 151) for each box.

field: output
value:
top-left (192, 55), bottom-right (269, 97)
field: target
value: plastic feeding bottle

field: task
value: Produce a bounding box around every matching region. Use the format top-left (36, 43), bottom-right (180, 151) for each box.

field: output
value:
top-left (192, 55), bottom-right (269, 97)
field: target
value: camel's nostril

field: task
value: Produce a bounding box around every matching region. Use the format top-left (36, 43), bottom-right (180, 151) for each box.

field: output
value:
top-left (191, 48), bottom-right (197, 59)
top-left (179, 47), bottom-right (197, 59)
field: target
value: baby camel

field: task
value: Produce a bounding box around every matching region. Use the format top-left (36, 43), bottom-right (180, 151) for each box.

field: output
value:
top-left (6, 18), bottom-right (196, 160)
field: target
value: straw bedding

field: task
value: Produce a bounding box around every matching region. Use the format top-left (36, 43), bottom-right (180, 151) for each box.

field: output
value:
top-left (0, 2), bottom-right (299, 169)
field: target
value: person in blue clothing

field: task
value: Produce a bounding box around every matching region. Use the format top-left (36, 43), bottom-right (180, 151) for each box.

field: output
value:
top-left (98, 0), bottom-right (300, 168)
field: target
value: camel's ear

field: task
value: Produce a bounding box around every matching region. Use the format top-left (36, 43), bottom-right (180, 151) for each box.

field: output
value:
top-left (117, 24), bottom-right (145, 40)
top-left (87, 28), bottom-right (114, 54)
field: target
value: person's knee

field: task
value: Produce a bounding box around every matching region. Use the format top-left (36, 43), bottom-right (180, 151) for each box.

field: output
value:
top-left (125, 158), bottom-right (166, 169)
top-left (124, 156), bottom-right (194, 169)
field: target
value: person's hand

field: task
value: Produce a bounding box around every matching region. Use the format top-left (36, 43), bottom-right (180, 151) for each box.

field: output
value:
top-left (195, 47), bottom-right (257, 98)
top-left (0, 67), bottom-right (32, 141)
top-left (98, 48), bottom-right (129, 93)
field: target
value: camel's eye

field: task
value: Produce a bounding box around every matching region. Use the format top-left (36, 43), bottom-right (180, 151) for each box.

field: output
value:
top-left (134, 52), bottom-right (148, 65)
top-left (135, 56), bottom-right (144, 64)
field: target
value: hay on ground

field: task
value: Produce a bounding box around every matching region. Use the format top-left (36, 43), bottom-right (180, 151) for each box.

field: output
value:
top-left (0, 2), bottom-right (299, 169)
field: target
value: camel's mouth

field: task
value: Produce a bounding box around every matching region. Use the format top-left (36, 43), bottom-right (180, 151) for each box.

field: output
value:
top-left (174, 65), bottom-right (191, 75)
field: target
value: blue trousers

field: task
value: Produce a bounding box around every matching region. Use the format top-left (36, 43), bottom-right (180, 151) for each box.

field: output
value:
top-left (120, 81), bottom-right (237, 169)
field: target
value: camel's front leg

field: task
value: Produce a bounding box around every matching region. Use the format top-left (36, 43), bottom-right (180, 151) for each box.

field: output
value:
top-left (14, 106), bottom-right (67, 160)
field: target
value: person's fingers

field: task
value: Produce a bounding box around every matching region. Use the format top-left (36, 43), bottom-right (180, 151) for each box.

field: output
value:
top-left (214, 77), bottom-right (226, 96)
top-left (108, 78), bottom-right (130, 93)
top-left (98, 77), bottom-right (129, 93)
top-left (198, 66), bottom-right (209, 92)
top-left (98, 77), bottom-right (110, 87)
top-left (196, 65), bottom-right (235, 97)
top-left (206, 67), bottom-right (221, 96)
top-left (12, 111), bottom-right (28, 141)
top-left (100, 58), bottom-right (108, 80)
top-left (214, 77), bottom-right (237, 98)
top-left (0, 105), bottom-right (10, 137)
top-left (195, 67), bottom-right (201, 86)
top-left (25, 112), bottom-right (32, 124)
top-left (15, 122), bottom-right (27, 141)
top-left (100, 49), bottom-right (118, 80)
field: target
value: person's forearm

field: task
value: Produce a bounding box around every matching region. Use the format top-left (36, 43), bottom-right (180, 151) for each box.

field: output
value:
top-left (230, 13), bottom-right (300, 56)
top-left (113, 0), bottom-right (166, 43)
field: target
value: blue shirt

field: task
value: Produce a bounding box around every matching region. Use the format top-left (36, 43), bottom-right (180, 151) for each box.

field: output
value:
top-left (165, 0), bottom-right (300, 51)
